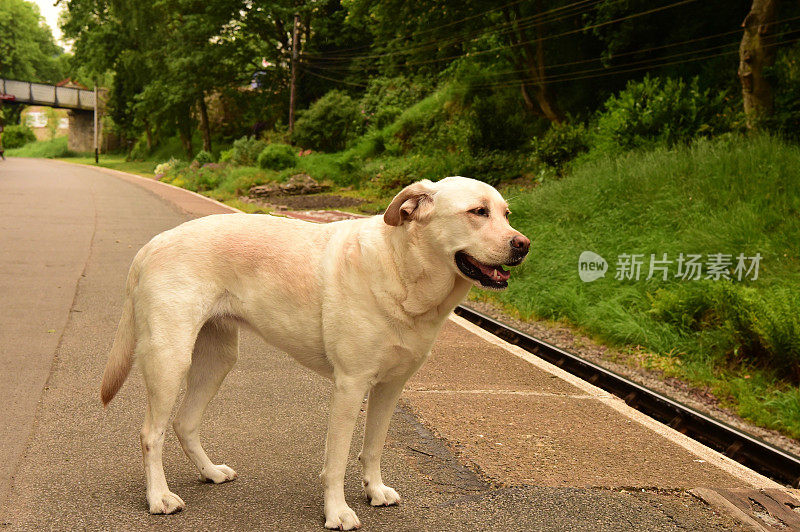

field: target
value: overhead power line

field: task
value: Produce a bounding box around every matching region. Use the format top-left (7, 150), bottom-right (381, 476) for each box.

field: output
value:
top-left (302, 9), bottom-right (800, 94)
top-left (303, 0), bottom-right (610, 62)
top-left (298, 65), bottom-right (369, 88)
top-left (303, 0), bottom-right (533, 56)
top-left (469, 34), bottom-right (800, 89)
top-left (305, 0), bottom-right (700, 65)
top-left (397, 0), bottom-right (702, 68)
top-left (298, 26), bottom-right (800, 92)
top-left (304, 13), bottom-right (800, 80)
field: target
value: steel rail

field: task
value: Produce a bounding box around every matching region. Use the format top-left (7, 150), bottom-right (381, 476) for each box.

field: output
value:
top-left (453, 304), bottom-right (800, 488)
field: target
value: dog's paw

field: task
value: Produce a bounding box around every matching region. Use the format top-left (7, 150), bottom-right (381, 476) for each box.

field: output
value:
top-left (199, 463), bottom-right (238, 484)
top-left (148, 490), bottom-right (186, 514)
top-left (365, 482), bottom-right (401, 507)
top-left (324, 504), bottom-right (361, 530)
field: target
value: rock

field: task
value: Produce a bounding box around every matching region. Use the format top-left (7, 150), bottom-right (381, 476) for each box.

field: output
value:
top-left (280, 173), bottom-right (329, 195)
top-left (248, 183), bottom-right (281, 197)
top-left (248, 173), bottom-right (329, 198)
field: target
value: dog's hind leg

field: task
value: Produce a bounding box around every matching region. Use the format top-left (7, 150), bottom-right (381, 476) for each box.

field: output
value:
top-left (173, 319), bottom-right (239, 484)
top-left (138, 328), bottom-right (195, 515)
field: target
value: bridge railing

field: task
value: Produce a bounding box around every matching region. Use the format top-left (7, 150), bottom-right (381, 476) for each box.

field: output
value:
top-left (1, 78), bottom-right (96, 111)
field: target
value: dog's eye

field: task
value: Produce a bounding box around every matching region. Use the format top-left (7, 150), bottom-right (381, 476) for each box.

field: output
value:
top-left (505, 210), bottom-right (511, 219)
top-left (469, 207), bottom-right (489, 217)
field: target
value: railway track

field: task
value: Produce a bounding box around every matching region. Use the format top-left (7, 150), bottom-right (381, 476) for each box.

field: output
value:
top-left (454, 304), bottom-right (800, 488)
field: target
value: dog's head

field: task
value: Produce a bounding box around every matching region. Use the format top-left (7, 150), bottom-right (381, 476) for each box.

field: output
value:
top-left (383, 176), bottom-right (530, 290)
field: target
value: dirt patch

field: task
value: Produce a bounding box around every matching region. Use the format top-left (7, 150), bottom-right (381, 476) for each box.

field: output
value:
top-left (464, 299), bottom-right (800, 460)
top-left (241, 193), bottom-right (366, 211)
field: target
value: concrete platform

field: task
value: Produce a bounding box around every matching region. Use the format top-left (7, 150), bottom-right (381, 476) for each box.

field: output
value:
top-left (0, 158), bottom-right (782, 530)
top-left (405, 319), bottom-right (776, 491)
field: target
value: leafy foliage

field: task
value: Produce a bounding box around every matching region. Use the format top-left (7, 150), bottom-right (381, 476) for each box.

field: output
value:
top-left (0, 0), bottom-right (64, 82)
top-left (257, 143), bottom-right (298, 170)
top-left (228, 136), bottom-right (268, 167)
top-left (465, 91), bottom-right (530, 152)
top-left (459, 151), bottom-right (531, 185)
top-left (766, 43), bottom-right (800, 141)
top-left (2, 124), bottom-right (36, 148)
top-left (533, 122), bottom-right (589, 168)
top-left (360, 76), bottom-right (431, 130)
top-left (194, 150), bottom-right (215, 165)
top-left (291, 90), bottom-right (365, 152)
top-left (594, 75), bottom-right (732, 152)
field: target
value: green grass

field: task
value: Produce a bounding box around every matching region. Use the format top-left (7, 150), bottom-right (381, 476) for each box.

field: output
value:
top-left (7, 136), bottom-right (73, 158)
top-left (62, 154), bottom-right (158, 177)
top-left (488, 134), bottom-right (800, 437)
top-left (7, 137), bottom-right (156, 176)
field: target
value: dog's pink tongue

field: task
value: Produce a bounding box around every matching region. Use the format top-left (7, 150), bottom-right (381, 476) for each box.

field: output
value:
top-left (471, 258), bottom-right (510, 282)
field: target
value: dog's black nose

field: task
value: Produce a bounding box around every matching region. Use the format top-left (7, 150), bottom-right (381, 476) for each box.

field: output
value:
top-left (510, 235), bottom-right (530, 254)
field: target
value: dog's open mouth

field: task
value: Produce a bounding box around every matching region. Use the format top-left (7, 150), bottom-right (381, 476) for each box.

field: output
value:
top-left (455, 251), bottom-right (514, 289)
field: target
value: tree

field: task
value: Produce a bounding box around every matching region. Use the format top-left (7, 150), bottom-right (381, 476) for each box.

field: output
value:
top-left (341, 0), bottom-right (598, 123)
top-left (501, 1), bottom-right (565, 123)
top-left (0, 0), bottom-right (65, 83)
top-left (738, 0), bottom-right (780, 129)
top-left (589, 0), bottom-right (751, 109)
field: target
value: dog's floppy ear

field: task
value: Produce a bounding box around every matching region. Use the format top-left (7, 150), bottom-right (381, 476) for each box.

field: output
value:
top-left (383, 180), bottom-right (436, 226)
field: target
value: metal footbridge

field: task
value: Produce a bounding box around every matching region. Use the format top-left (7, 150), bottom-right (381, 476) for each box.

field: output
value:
top-left (0, 78), bottom-right (96, 111)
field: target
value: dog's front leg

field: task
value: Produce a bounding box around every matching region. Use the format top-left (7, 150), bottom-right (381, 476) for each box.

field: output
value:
top-left (359, 377), bottom-right (405, 506)
top-left (321, 375), bottom-right (370, 530)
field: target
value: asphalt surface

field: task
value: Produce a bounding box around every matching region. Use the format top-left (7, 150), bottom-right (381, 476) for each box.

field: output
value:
top-left (0, 158), bottom-right (745, 531)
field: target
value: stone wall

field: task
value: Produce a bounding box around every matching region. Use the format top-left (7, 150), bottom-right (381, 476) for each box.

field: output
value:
top-left (67, 89), bottom-right (118, 154)
top-left (67, 110), bottom-right (95, 152)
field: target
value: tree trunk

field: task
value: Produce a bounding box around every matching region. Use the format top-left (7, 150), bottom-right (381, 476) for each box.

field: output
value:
top-left (505, 4), bottom-right (564, 124)
top-left (144, 120), bottom-right (153, 150)
top-left (198, 95), bottom-right (212, 153)
top-left (179, 127), bottom-right (193, 159)
top-left (738, 0), bottom-right (780, 129)
top-left (520, 83), bottom-right (544, 118)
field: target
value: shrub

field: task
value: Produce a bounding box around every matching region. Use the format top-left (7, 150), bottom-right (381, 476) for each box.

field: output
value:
top-left (533, 122), bottom-right (589, 168)
top-left (228, 136), bottom-right (268, 166)
top-left (292, 90), bottom-right (364, 152)
top-left (193, 164), bottom-right (224, 191)
top-left (466, 91), bottom-right (530, 152)
top-left (257, 143), bottom-right (298, 170)
top-left (594, 75), bottom-right (730, 152)
top-left (766, 43), bottom-right (800, 140)
top-left (458, 150), bottom-right (532, 185)
top-left (215, 166), bottom-right (272, 196)
top-left (129, 139), bottom-right (150, 161)
top-left (3, 124), bottom-right (36, 149)
top-left (360, 76), bottom-right (430, 130)
top-left (390, 98), bottom-right (470, 154)
top-left (154, 157), bottom-right (183, 177)
top-left (219, 148), bottom-right (234, 163)
top-left (194, 150), bottom-right (214, 165)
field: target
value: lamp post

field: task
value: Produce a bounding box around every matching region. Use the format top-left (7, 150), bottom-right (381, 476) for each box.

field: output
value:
top-left (93, 83), bottom-right (98, 163)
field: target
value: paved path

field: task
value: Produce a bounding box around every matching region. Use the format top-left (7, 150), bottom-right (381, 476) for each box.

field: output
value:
top-left (0, 158), bottom-right (756, 530)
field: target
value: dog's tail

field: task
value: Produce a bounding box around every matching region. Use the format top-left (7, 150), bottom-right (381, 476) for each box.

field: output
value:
top-left (101, 294), bottom-right (135, 406)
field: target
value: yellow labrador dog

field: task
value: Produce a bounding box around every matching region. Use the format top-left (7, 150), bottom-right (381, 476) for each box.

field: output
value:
top-left (100, 176), bottom-right (529, 529)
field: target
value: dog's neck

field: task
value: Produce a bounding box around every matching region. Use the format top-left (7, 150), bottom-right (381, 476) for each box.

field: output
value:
top-left (383, 223), bottom-right (472, 321)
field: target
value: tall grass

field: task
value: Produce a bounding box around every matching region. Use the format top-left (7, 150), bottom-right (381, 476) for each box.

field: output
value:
top-left (491, 134), bottom-right (800, 436)
top-left (6, 136), bottom-right (74, 158)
